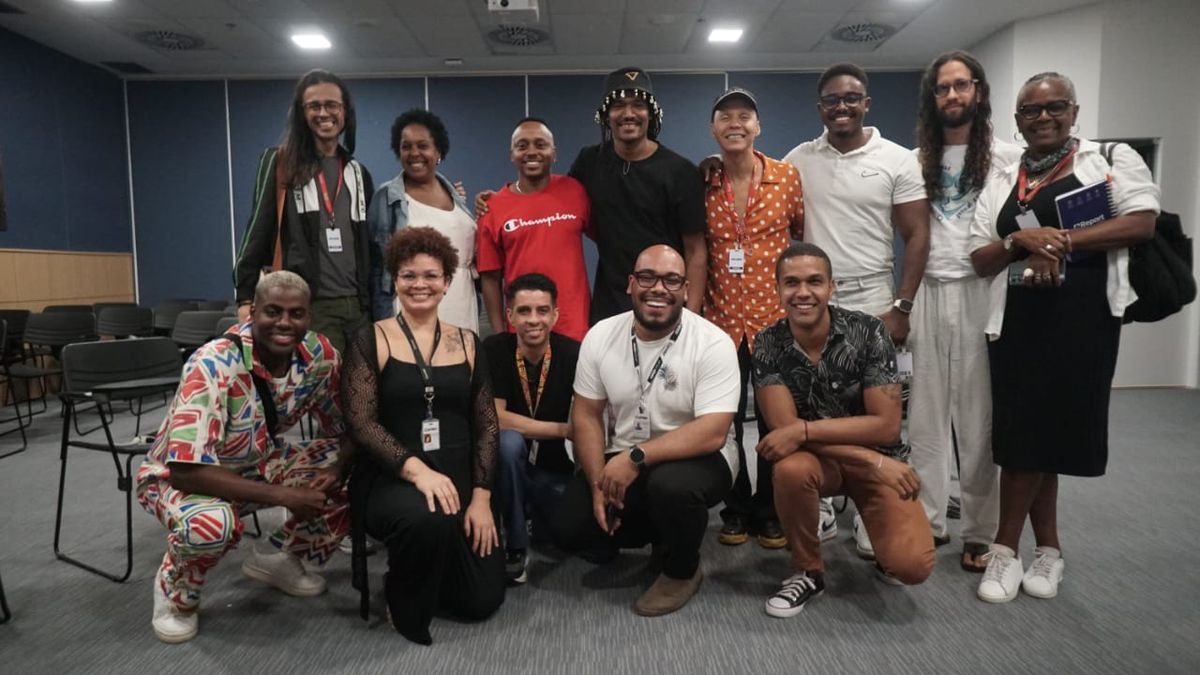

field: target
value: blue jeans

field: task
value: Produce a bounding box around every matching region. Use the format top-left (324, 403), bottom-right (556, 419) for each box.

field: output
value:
top-left (495, 429), bottom-right (571, 551)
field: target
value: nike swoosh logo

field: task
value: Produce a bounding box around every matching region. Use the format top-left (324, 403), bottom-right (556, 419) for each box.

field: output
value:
top-left (861, 170), bottom-right (880, 178)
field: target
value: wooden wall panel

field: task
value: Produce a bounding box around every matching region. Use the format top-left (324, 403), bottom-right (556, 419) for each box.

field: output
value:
top-left (0, 248), bottom-right (135, 311)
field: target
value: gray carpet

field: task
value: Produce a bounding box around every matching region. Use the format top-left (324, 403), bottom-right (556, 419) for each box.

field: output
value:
top-left (1, 390), bottom-right (1198, 673)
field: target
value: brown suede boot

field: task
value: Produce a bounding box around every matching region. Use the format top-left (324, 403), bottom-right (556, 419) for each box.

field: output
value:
top-left (633, 569), bottom-right (703, 616)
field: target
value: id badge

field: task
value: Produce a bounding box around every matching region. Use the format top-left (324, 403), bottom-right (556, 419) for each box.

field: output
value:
top-left (529, 439), bottom-right (540, 465)
top-left (727, 246), bottom-right (745, 274)
top-left (631, 406), bottom-right (651, 443)
top-left (1015, 211), bottom-right (1041, 230)
top-left (325, 227), bottom-right (344, 252)
top-left (421, 418), bottom-right (441, 452)
top-left (895, 350), bottom-right (914, 381)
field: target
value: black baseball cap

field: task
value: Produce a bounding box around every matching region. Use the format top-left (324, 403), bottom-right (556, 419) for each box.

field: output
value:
top-left (712, 87), bottom-right (758, 115)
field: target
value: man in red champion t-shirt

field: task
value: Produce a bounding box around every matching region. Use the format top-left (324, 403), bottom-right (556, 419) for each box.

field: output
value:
top-left (477, 117), bottom-right (593, 341)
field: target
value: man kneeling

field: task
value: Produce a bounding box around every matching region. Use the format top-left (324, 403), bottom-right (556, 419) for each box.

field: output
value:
top-left (754, 243), bottom-right (934, 618)
top-left (552, 245), bottom-right (739, 616)
top-left (136, 272), bottom-right (348, 642)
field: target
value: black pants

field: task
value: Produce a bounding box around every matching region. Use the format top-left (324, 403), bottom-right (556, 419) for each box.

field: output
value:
top-left (719, 338), bottom-right (777, 527)
top-left (551, 451), bottom-right (731, 579)
top-left (364, 473), bottom-right (505, 643)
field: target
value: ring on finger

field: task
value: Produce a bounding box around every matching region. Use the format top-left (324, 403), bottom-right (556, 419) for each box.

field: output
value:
top-left (1045, 243), bottom-right (1054, 251)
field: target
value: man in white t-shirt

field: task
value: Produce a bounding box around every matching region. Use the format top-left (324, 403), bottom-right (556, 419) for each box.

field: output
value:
top-left (781, 62), bottom-right (930, 556)
top-left (908, 51), bottom-right (1024, 572)
top-left (550, 245), bottom-right (739, 617)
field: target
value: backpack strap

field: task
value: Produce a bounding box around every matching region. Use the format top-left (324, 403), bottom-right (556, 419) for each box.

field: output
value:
top-left (271, 147), bottom-right (288, 272)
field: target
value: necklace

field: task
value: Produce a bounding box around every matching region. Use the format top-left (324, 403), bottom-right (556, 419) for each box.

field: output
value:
top-left (1022, 138), bottom-right (1077, 175)
top-left (511, 181), bottom-right (523, 194)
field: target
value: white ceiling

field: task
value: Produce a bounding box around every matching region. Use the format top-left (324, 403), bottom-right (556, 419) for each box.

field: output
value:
top-left (0, 0), bottom-right (1097, 78)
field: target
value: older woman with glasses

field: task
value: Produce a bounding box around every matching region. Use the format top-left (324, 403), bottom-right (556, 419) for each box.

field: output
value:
top-left (967, 72), bottom-right (1159, 604)
top-left (342, 226), bottom-right (503, 644)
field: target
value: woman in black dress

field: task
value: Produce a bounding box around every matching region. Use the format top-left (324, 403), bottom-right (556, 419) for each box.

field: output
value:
top-left (968, 72), bottom-right (1158, 603)
top-left (342, 226), bottom-right (504, 644)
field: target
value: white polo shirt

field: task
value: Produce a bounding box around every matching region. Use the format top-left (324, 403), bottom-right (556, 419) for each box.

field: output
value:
top-left (573, 309), bottom-right (740, 479)
top-left (783, 127), bottom-right (926, 279)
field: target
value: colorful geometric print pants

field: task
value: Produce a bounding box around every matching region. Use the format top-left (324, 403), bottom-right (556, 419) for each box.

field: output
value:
top-left (136, 439), bottom-right (349, 612)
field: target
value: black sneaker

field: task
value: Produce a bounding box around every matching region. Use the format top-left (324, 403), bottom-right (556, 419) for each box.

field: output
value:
top-left (718, 515), bottom-right (749, 546)
top-left (757, 519), bottom-right (787, 549)
top-left (505, 549), bottom-right (527, 585)
top-left (765, 572), bottom-right (824, 618)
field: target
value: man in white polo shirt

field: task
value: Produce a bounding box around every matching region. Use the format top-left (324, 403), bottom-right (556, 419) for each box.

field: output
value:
top-left (781, 62), bottom-right (930, 558)
top-left (550, 245), bottom-right (739, 617)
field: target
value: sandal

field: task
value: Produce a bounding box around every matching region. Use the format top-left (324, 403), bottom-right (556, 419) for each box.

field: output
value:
top-left (961, 542), bottom-right (990, 573)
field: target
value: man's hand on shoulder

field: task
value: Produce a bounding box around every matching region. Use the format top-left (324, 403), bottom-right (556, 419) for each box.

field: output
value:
top-left (473, 190), bottom-right (496, 219)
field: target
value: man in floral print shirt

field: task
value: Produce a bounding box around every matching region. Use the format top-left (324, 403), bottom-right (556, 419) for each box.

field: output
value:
top-left (136, 271), bottom-right (348, 643)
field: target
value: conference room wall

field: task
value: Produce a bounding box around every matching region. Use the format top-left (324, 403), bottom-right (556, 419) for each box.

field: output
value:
top-left (127, 70), bottom-right (920, 307)
top-left (0, 27), bottom-right (130, 253)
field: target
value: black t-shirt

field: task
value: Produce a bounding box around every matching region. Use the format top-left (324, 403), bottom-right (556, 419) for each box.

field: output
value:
top-left (483, 331), bottom-right (581, 474)
top-left (569, 143), bottom-right (705, 324)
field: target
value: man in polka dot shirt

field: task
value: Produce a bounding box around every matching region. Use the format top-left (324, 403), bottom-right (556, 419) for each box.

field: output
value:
top-left (703, 87), bottom-right (805, 550)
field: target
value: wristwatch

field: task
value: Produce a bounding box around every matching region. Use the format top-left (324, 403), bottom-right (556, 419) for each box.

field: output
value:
top-left (628, 445), bottom-right (647, 469)
top-left (892, 298), bottom-right (914, 315)
top-left (1002, 234), bottom-right (1015, 252)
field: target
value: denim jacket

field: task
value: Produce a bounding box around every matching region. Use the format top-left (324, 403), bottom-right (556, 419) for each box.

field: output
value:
top-left (367, 170), bottom-right (472, 320)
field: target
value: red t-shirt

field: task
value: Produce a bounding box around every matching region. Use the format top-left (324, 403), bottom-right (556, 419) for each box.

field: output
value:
top-left (477, 174), bottom-right (592, 341)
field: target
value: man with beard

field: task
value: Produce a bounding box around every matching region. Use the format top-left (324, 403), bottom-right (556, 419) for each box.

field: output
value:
top-left (485, 273), bottom-right (582, 585)
top-left (755, 243), bottom-right (934, 618)
top-left (136, 271), bottom-right (348, 643)
top-left (909, 52), bottom-right (1023, 572)
top-left (477, 119), bottom-right (592, 342)
top-left (551, 245), bottom-right (739, 616)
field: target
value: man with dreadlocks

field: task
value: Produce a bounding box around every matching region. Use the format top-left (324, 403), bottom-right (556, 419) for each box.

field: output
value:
top-left (909, 51), bottom-right (1021, 573)
top-left (568, 67), bottom-right (707, 323)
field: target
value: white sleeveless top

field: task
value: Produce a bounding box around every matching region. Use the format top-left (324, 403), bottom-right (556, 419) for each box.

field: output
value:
top-left (403, 195), bottom-right (479, 332)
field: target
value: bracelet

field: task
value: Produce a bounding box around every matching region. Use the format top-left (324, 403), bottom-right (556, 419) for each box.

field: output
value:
top-left (802, 419), bottom-right (809, 445)
top-left (1065, 232), bottom-right (1073, 253)
top-left (876, 454), bottom-right (883, 469)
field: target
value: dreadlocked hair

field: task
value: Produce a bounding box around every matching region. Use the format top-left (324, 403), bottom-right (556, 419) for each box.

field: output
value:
top-left (595, 88), bottom-right (663, 145)
top-left (916, 51), bottom-right (993, 202)
top-left (279, 69), bottom-right (357, 188)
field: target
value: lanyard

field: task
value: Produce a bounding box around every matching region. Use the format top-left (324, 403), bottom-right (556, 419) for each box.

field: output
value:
top-left (515, 343), bottom-right (552, 418)
top-left (1017, 146), bottom-right (1075, 209)
top-left (316, 159), bottom-right (345, 227)
top-left (720, 158), bottom-right (761, 244)
top-left (630, 320), bottom-right (683, 401)
top-left (396, 313), bottom-right (441, 418)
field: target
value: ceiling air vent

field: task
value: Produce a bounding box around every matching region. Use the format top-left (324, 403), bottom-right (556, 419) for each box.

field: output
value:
top-left (134, 30), bottom-right (206, 51)
top-left (830, 23), bottom-right (895, 44)
top-left (487, 24), bottom-right (548, 47)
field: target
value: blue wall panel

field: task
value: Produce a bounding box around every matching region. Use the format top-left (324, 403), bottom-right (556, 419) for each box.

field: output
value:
top-left (344, 77), bottom-right (426, 191)
top-left (651, 73), bottom-right (727, 164)
top-left (0, 27), bottom-right (129, 252)
top-left (128, 81), bottom-right (231, 305)
top-left (427, 76), bottom-right (525, 200)
top-left (228, 79), bottom-right (295, 244)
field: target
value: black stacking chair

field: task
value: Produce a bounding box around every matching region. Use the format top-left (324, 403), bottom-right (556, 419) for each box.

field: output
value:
top-left (43, 304), bottom-right (93, 313)
top-left (214, 316), bottom-right (239, 336)
top-left (152, 301), bottom-right (199, 334)
top-left (54, 337), bottom-right (182, 582)
top-left (1, 320), bottom-right (29, 459)
top-left (6, 310), bottom-right (97, 423)
top-left (171, 311), bottom-right (227, 352)
top-left (0, 309), bottom-right (30, 360)
top-left (196, 300), bottom-right (229, 311)
top-left (96, 306), bottom-right (155, 339)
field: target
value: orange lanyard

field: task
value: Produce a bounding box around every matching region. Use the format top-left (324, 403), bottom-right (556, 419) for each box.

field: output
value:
top-left (515, 343), bottom-right (551, 417)
top-left (1017, 147), bottom-right (1075, 209)
top-left (720, 158), bottom-right (761, 244)
top-left (316, 159), bottom-right (344, 227)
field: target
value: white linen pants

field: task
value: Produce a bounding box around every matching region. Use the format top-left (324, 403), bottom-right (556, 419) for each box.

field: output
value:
top-left (907, 275), bottom-right (999, 544)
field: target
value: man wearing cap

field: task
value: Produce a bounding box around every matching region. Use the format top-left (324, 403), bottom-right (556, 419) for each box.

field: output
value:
top-left (705, 88), bottom-right (805, 550)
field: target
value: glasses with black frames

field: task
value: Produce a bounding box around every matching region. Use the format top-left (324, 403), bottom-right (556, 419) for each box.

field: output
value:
top-left (633, 271), bottom-right (686, 291)
top-left (934, 79), bottom-right (978, 97)
top-left (303, 100), bottom-right (344, 114)
top-left (818, 92), bottom-right (867, 110)
top-left (1016, 100), bottom-right (1074, 120)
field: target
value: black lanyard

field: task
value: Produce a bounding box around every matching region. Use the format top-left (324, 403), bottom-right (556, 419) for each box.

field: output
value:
top-left (396, 313), bottom-right (441, 418)
top-left (630, 320), bottom-right (683, 400)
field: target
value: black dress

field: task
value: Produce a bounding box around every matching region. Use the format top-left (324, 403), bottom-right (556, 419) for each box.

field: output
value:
top-left (988, 175), bottom-right (1120, 477)
top-left (342, 323), bottom-right (504, 645)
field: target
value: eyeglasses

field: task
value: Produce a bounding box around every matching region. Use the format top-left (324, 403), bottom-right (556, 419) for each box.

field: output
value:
top-left (397, 271), bottom-right (444, 284)
top-left (633, 271), bottom-right (686, 291)
top-left (1016, 100), bottom-right (1074, 120)
top-left (303, 100), bottom-right (344, 114)
top-left (818, 92), bottom-right (866, 110)
top-left (934, 78), bottom-right (978, 97)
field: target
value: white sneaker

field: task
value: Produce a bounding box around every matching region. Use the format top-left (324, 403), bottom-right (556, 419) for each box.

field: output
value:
top-left (818, 498), bottom-right (838, 542)
top-left (852, 513), bottom-right (875, 560)
top-left (1022, 546), bottom-right (1065, 599)
top-left (241, 544), bottom-right (327, 597)
top-left (977, 544), bottom-right (1023, 604)
top-left (152, 567), bottom-right (198, 643)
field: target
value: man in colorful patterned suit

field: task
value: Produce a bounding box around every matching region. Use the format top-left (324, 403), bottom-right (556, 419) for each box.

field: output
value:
top-left (136, 271), bottom-right (348, 643)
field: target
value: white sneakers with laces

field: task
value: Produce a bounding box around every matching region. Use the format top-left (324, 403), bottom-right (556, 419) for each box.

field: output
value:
top-left (977, 543), bottom-right (1023, 603)
top-left (818, 498), bottom-right (838, 542)
top-left (152, 567), bottom-right (198, 643)
top-left (852, 513), bottom-right (875, 560)
top-left (241, 543), bottom-right (327, 597)
top-left (1022, 546), bottom-right (1065, 598)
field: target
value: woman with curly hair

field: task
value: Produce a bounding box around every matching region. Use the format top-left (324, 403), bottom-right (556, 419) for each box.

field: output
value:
top-left (343, 226), bottom-right (504, 644)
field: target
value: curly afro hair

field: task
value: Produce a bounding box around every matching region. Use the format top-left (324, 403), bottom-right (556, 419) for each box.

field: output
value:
top-left (385, 226), bottom-right (460, 281)
top-left (389, 108), bottom-right (450, 159)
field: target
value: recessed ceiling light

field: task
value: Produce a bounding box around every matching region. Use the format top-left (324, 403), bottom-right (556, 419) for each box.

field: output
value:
top-left (73, 0), bottom-right (114, 4)
top-left (708, 28), bottom-right (743, 43)
top-left (291, 33), bottom-right (331, 50)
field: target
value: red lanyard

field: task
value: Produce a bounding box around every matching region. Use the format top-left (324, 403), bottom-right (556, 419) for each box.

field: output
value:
top-left (316, 159), bottom-right (345, 227)
top-left (1017, 146), bottom-right (1075, 208)
top-left (721, 157), bottom-right (761, 243)
top-left (516, 343), bottom-right (551, 418)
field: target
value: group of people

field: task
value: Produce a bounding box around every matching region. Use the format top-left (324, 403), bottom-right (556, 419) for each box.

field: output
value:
top-left (136, 51), bottom-right (1159, 644)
